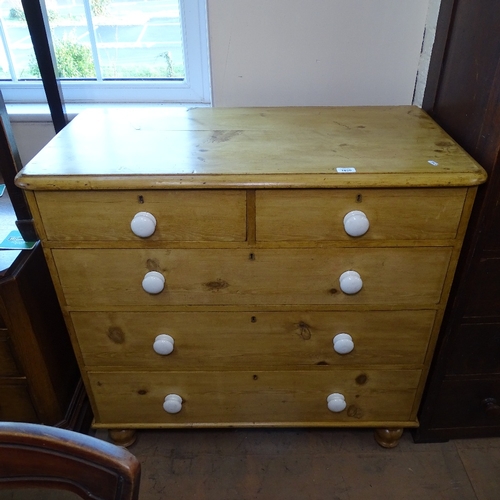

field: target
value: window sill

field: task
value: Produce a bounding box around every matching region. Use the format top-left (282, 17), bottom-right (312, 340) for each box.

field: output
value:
top-left (5, 102), bottom-right (209, 123)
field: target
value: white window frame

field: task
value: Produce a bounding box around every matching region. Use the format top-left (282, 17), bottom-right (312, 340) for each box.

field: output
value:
top-left (0, 0), bottom-right (211, 105)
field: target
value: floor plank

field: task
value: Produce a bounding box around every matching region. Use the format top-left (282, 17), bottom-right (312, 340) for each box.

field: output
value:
top-left (124, 429), bottom-right (478, 500)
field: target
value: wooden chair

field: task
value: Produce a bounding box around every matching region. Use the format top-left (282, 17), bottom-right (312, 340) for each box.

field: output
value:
top-left (0, 422), bottom-right (141, 500)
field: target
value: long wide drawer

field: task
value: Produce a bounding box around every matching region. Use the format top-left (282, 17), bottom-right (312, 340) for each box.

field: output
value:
top-left (89, 369), bottom-right (421, 425)
top-left (256, 188), bottom-right (466, 241)
top-left (72, 310), bottom-right (435, 369)
top-left (35, 190), bottom-right (247, 242)
top-left (53, 247), bottom-right (452, 307)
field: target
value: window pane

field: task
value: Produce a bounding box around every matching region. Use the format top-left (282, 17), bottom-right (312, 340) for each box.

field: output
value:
top-left (95, 0), bottom-right (185, 79)
top-left (0, 32), bottom-right (11, 78)
top-left (48, 0), bottom-right (95, 78)
top-left (0, 2), bottom-right (39, 79)
top-left (46, 0), bottom-right (185, 80)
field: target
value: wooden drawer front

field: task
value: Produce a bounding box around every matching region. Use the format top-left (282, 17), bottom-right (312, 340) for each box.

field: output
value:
top-left (256, 188), bottom-right (466, 241)
top-left (0, 332), bottom-right (22, 376)
top-left (463, 256), bottom-right (500, 318)
top-left (0, 382), bottom-right (37, 422)
top-left (35, 190), bottom-right (247, 242)
top-left (429, 378), bottom-right (500, 429)
top-left (53, 247), bottom-right (451, 307)
top-left (89, 370), bottom-right (421, 425)
top-left (72, 310), bottom-right (435, 369)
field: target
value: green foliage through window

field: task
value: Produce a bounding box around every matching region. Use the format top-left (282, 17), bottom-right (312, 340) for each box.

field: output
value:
top-left (91, 0), bottom-right (112, 17)
top-left (29, 36), bottom-right (95, 78)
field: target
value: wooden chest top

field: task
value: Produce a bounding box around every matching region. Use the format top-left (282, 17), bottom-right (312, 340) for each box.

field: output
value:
top-left (15, 106), bottom-right (486, 191)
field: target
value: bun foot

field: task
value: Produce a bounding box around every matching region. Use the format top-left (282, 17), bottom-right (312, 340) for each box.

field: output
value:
top-left (108, 429), bottom-right (137, 447)
top-left (374, 427), bottom-right (403, 448)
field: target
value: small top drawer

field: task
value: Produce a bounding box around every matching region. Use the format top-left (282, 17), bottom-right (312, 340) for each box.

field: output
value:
top-left (256, 188), bottom-right (467, 241)
top-left (35, 190), bottom-right (247, 242)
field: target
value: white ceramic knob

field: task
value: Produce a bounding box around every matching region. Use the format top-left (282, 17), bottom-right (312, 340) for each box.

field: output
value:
top-left (131, 211), bottom-right (157, 238)
top-left (339, 270), bottom-right (363, 295)
top-left (343, 210), bottom-right (370, 237)
top-left (333, 333), bottom-right (354, 354)
top-left (163, 394), bottom-right (183, 414)
top-left (153, 334), bottom-right (174, 355)
top-left (327, 393), bottom-right (347, 413)
top-left (142, 271), bottom-right (165, 294)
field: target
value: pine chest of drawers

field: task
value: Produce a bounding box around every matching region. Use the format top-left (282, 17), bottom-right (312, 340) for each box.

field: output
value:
top-left (15, 106), bottom-right (487, 447)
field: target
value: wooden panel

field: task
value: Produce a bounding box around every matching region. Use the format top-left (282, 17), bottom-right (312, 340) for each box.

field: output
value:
top-left (0, 333), bottom-right (22, 376)
top-left (256, 188), bottom-right (466, 241)
top-left (53, 247), bottom-right (452, 307)
top-left (35, 190), bottom-right (247, 242)
top-left (71, 310), bottom-right (436, 369)
top-left (88, 369), bottom-right (421, 425)
top-left (0, 383), bottom-right (37, 422)
top-left (478, 175), bottom-right (500, 251)
top-left (0, 245), bottom-right (80, 424)
top-left (462, 256), bottom-right (500, 318)
top-left (429, 1), bottom-right (500, 171)
top-left (415, 1), bottom-right (500, 442)
top-left (446, 323), bottom-right (500, 376)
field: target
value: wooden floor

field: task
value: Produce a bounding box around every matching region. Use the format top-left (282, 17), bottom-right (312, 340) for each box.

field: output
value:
top-left (100, 427), bottom-right (500, 500)
top-left (1, 427), bottom-right (499, 499)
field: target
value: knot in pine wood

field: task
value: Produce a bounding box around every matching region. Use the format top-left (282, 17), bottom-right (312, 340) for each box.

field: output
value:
top-left (347, 405), bottom-right (364, 419)
top-left (297, 321), bottom-right (312, 340)
top-left (204, 279), bottom-right (229, 291)
top-left (107, 327), bottom-right (125, 344)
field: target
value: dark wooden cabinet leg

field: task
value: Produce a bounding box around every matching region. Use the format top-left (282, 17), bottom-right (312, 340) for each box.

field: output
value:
top-left (108, 429), bottom-right (137, 447)
top-left (374, 428), bottom-right (404, 448)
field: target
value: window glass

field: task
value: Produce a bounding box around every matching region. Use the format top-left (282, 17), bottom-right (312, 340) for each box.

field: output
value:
top-left (0, 0), bottom-right (210, 104)
top-left (0, 3), bottom-right (38, 79)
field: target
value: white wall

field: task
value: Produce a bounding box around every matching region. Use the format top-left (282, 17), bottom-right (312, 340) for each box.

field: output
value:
top-left (11, 121), bottom-right (56, 166)
top-left (208, 0), bottom-right (431, 106)
top-left (11, 0), bottom-right (437, 165)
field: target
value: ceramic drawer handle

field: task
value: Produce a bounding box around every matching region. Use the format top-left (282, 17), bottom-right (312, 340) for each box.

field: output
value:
top-left (339, 270), bottom-right (363, 294)
top-left (163, 394), bottom-right (183, 414)
top-left (131, 211), bottom-right (157, 238)
top-left (153, 334), bottom-right (174, 355)
top-left (343, 210), bottom-right (369, 237)
top-left (327, 393), bottom-right (347, 413)
top-left (142, 271), bottom-right (165, 294)
top-left (333, 333), bottom-right (354, 354)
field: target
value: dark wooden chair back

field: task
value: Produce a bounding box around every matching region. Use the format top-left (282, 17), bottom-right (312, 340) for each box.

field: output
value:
top-left (0, 422), bottom-right (140, 500)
